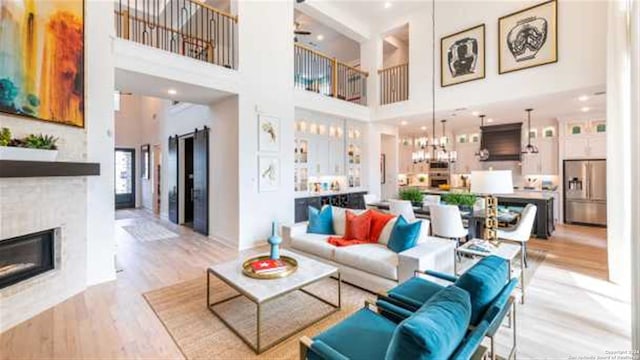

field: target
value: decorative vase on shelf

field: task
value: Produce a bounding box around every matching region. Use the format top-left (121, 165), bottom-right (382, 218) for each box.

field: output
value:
top-left (268, 221), bottom-right (282, 260)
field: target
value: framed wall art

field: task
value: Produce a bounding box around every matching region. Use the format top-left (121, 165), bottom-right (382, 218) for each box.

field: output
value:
top-left (258, 155), bottom-right (280, 192)
top-left (499, 0), bottom-right (558, 74)
top-left (258, 114), bottom-right (280, 152)
top-left (441, 24), bottom-right (486, 87)
top-left (0, 1), bottom-right (85, 127)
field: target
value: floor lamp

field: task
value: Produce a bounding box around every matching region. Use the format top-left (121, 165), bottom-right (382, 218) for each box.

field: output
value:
top-left (470, 170), bottom-right (514, 245)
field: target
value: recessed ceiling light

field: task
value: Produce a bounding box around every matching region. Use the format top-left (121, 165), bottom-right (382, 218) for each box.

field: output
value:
top-left (384, 1), bottom-right (392, 9)
top-left (486, 118), bottom-right (494, 123)
top-left (168, 89), bottom-right (177, 95)
top-left (581, 106), bottom-right (590, 112)
top-left (400, 120), bottom-right (408, 126)
top-left (316, 34), bottom-right (324, 41)
top-left (578, 95), bottom-right (589, 102)
top-left (421, 126), bottom-right (427, 131)
top-left (471, 111), bottom-right (480, 116)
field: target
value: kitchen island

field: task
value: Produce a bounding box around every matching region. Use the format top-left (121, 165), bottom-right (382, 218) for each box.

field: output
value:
top-left (422, 188), bottom-right (556, 239)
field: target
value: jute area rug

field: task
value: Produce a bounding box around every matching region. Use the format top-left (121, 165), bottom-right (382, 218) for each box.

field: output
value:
top-left (143, 250), bottom-right (546, 360)
top-left (144, 275), bottom-right (366, 360)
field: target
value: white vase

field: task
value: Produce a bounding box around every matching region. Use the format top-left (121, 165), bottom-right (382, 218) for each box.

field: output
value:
top-left (0, 146), bottom-right (58, 162)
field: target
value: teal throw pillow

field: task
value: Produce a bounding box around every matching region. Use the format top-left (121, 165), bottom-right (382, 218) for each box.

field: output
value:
top-left (385, 285), bottom-right (472, 360)
top-left (387, 215), bottom-right (422, 253)
top-left (307, 206), bottom-right (335, 235)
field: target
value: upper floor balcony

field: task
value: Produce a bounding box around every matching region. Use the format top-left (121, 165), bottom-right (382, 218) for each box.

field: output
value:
top-left (294, 44), bottom-right (368, 106)
top-left (114, 0), bottom-right (237, 69)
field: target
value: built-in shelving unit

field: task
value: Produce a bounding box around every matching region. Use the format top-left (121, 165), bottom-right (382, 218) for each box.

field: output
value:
top-left (0, 161), bottom-right (101, 178)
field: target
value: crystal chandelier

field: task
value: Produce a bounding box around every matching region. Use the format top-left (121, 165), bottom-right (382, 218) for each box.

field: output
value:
top-left (475, 114), bottom-right (490, 161)
top-left (435, 119), bottom-right (457, 163)
top-left (522, 108), bottom-right (539, 154)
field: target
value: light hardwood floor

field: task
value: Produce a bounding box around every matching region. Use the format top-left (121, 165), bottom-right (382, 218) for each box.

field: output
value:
top-left (0, 210), bottom-right (631, 359)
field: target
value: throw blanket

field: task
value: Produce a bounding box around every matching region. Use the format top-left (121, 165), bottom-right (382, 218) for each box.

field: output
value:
top-left (327, 237), bottom-right (371, 247)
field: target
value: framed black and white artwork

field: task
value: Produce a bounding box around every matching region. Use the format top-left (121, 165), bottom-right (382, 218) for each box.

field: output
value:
top-left (441, 24), bottom-right (485, 87)
top-left (499, 0), bottom-right (558, 74)
top-left (258, 155), bottom-right (280, 192)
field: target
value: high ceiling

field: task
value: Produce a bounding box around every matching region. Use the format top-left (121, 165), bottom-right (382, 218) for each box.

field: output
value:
top-left (392, 86), bottom-right (607, 135)
top-left (321, 0), bottom-right (424, 29)
top-left (294, 10), bottom-right (361, 63)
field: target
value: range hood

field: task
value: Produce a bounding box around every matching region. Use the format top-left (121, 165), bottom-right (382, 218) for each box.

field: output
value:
top-left (481, 123), bottom-right (522, 161)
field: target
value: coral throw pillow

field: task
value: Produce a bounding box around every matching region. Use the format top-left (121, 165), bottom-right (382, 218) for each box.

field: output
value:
top-left (369, 210), bottom-right (395, 243)
top-left (344, 210), bottom-right (372, 241)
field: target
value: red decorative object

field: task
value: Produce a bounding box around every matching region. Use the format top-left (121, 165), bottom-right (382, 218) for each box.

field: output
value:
top-left (249, 259), bottom-right (287, 274)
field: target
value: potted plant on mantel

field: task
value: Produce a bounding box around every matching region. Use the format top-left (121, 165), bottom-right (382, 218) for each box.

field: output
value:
top-left (0, 127), bottom-right (59, 162)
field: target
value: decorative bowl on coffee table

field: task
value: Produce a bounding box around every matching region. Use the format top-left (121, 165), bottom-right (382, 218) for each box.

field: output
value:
top-left (241, 254), bottom-right (298, 279)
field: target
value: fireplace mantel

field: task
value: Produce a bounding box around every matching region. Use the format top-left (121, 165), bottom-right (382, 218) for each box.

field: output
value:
top-left (0, 160), bottom-right (100, 178)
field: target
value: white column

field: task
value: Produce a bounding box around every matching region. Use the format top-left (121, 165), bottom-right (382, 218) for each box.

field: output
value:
top-left (86, 0), bottom-right (117, 285)
top-left (605, 0), bottom-right (632, 286)
top-left (630, 0), bottom-right (640, 351)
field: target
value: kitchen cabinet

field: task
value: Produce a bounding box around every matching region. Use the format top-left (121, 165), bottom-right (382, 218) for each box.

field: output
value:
top-left (329, 138), bottom-right (345, 175)
top-left (294, 191), bottom-right (367, 222)
top-left (560, 119), bottom-right (607, 159)
top-left (399, 142), bottom-right (414, 174)
top-left (522, 138), bottom-right (558, 175)
top-left (563, 135), bottom-right (606, 159)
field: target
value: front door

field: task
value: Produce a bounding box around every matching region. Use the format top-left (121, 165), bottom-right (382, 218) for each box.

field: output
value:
top-left (115, 148), bottom-right (136, 209)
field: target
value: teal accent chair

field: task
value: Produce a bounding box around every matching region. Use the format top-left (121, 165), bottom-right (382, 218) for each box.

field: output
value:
top-left (379, 255), bottom-right (518, 360)
top-left (299, 286), bottom-right (492, 360)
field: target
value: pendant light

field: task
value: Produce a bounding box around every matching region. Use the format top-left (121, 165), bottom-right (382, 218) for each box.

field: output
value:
top-left (522, 108), bottom-right (539, 154)
top-left (437, 119), bottom-right (457, 162)
top-left (475, 114), bottom-right (490, 161)
top-left (428, 0), bottom-right (439, 162)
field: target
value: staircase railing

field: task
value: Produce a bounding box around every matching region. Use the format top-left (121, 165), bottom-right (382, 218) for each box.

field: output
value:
top-left (114, 0), bottom-right (237, 69)
top-left (294, 44), bottom-right (368, 106)
top-left (378, 63), bottom-right (409, 105)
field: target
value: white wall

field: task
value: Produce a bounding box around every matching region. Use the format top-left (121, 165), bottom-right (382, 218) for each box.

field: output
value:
top-left (365, 122), bottom-right (399, 199)
top-left (235, 1), bottom-right (295, 249)
top-left (373, 0), bottom-right (607, 120)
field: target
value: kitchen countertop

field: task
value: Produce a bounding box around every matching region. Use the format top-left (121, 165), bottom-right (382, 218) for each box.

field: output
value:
top-left (420, 188), bottom-right (557, 200)
top-left (295, 189), bottom-right (367, 199)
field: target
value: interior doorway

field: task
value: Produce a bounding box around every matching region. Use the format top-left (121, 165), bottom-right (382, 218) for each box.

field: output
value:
top-left (152, 145), bottom-right (162, 215)
top-left (115, 148), bottom-right (136, 209)
top-left (168, 127), bottom-right (210, 236)
top-left (182, 137), bottom-right (195, 227)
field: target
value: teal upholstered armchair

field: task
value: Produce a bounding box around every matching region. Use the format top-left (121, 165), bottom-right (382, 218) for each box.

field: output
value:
top-left (379, 255), bottom-right (518, 360)
top-left (299, 286), bottom-right (492, 360)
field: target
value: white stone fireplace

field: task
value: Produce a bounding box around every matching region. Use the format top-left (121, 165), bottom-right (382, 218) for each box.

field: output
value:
top-left (0, 177), bottom-right (89, 332)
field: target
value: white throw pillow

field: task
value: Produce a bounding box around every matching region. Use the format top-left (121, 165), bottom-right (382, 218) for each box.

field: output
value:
top-left (377, 217), bottom-right (398, 245)
top-left (323, 205), bottom-right (365, 237)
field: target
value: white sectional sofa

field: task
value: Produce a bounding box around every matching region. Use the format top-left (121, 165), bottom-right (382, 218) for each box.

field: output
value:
top-left (282, 206), bottom-right (456, 293)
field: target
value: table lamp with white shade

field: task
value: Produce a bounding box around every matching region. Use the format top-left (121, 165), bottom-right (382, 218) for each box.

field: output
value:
top-left (470, 170), bottom-right (514, 244)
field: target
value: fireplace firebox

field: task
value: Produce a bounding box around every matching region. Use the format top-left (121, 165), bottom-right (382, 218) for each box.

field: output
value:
top-left (0, 229), bottom-right (55, 290)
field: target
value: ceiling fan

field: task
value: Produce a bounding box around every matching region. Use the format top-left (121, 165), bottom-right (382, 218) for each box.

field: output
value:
top-left (294, 21), bottom-right (312, 42)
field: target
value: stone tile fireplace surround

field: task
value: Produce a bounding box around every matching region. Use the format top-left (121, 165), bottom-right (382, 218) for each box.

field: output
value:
top-left (0, 117), bottom-right (91, 332)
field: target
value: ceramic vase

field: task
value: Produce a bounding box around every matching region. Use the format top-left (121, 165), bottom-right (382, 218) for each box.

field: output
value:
top-left (268, 221), bottom-right (282, 260)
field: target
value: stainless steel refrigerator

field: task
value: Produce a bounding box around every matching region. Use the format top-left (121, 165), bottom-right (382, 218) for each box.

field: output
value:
top-left (564, 159), bottom-right (607, 226)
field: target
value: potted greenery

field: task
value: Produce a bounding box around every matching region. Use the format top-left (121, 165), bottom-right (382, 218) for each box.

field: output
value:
top-left (399, 187), bottom-right (424, 207)
top-left (0, 128), bottom-right (59, 161)
top-left (441, 192), bottom-right (477, 213)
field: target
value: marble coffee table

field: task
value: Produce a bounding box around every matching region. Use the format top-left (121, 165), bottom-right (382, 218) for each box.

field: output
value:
top-left (206, 249), bottom-right (341, 354)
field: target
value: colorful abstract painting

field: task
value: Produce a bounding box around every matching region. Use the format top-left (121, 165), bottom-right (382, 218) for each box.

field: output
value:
top-left (0, 0), bottom-right (84, 127)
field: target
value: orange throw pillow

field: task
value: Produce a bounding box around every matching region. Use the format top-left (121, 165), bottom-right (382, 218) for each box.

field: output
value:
top-left (344, 210), bottom-right (372, 241)
top-left (369, 210), bottom-right (395, 243)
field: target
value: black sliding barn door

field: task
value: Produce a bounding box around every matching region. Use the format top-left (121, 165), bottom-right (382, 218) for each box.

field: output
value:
top-left (193, 127), bottom-right (209, 235)
top-left (168, 135), bottom-right (179, 224)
